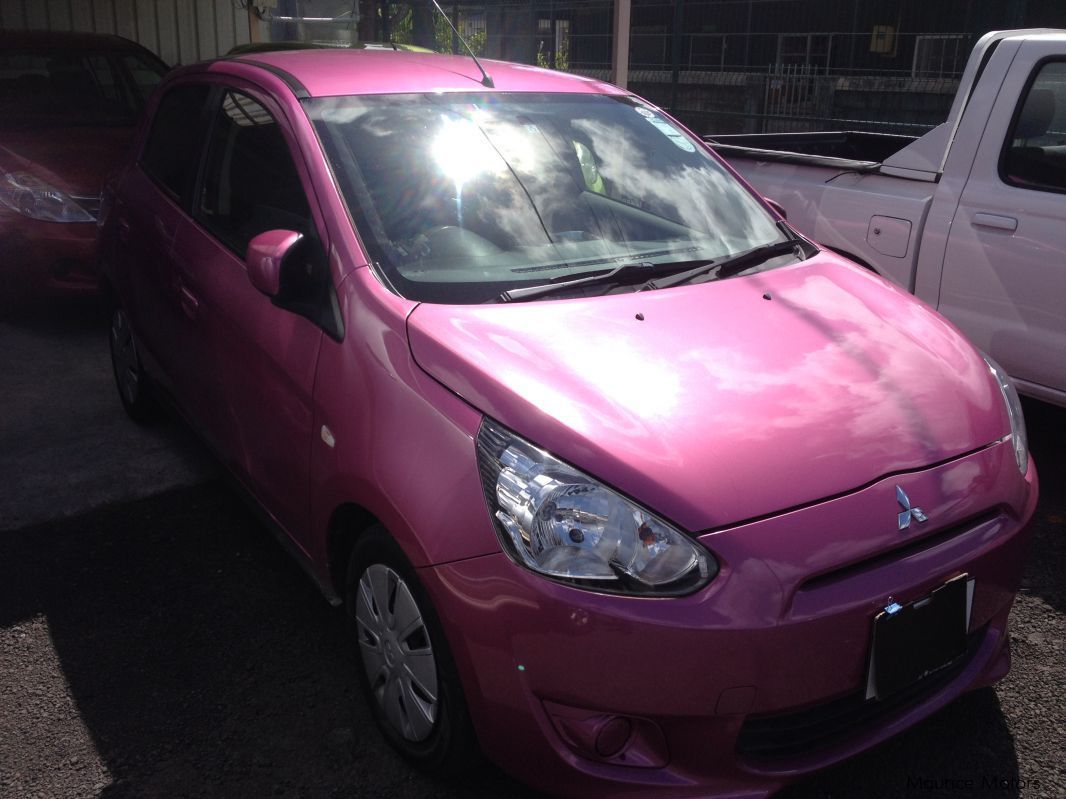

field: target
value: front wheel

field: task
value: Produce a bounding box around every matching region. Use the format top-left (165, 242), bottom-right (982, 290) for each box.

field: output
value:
top-left (346, 527), bottom-right (478, 775)
top-left (109, 306), bottom-right (155, 423)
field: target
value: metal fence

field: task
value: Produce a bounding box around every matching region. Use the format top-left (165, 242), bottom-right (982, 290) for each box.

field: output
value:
top-left (4, 0), bottom-right (1053, 135)
top-left (262, 0), bottom-right (1066, 136)
top-left (358, 0), bottom-right (1014, 136)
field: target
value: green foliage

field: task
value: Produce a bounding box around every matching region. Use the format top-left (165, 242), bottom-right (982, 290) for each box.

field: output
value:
top-left (386, 4), bottom-right (486, 56)
top-left (536, 37), bottom-right (569, 71)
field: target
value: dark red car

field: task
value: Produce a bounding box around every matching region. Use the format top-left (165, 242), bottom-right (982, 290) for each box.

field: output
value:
top-left (0, 31), bottom-right (167, 306)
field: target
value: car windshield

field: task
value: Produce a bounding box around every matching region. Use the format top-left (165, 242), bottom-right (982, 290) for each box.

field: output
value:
top-left (0, 50), bottom-right (166, 129)
top-left (309, 92), bottom-right (786, 304)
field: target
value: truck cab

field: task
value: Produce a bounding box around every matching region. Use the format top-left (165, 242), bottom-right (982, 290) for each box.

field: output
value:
top-left (710, 29), bottom-right (1066, 407)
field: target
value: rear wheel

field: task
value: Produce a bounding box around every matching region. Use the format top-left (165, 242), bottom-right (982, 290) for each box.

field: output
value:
top-left (346, 527), bottom-right (478, 775)
top-left (109, 306), bottom-right (155, 423)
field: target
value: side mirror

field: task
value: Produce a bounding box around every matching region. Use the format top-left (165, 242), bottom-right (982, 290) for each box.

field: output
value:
top-left (764, 197), bottom-right (787, 219)
top-left (246, 229), bottom-right (303, 297)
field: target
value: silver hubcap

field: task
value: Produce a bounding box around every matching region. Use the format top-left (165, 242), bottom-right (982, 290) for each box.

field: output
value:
top-left (110, 309), bottom-right (139, 405)
top-left (355, 564), bottom-right (439, 742)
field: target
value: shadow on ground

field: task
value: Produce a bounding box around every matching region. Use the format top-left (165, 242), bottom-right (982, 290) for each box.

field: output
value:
top-left (777, 688), bottom-right (1021, 798)
top-left (1018, 398), bottom-right (1066, 615)
top-left (0, 482), bottom-right (537, 798)
top-left (1, 477), bottom-right (1042, 799)
top-left (0, 293), bottom-right (214, 531)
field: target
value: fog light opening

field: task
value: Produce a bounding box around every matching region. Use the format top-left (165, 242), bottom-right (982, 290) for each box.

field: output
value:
top-left (543, 699), bottom-right (669, 768)
top-left (594, 716), bottom-right (633, 758)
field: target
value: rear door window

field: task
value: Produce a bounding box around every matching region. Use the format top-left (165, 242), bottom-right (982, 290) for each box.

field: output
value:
top-left (120, 53), bottom-right (166, 103)
top-left (140, 84), bottom-right (211, 205)
top-left (195, 89), bottom-right (312, 256)
top-left (0, 49), bottom-right (155, 128)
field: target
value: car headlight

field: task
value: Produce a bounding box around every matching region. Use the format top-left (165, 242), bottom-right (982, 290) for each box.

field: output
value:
top-left (984, 356), bottom-right (1028, 475)
top-left (0, 171), bottom-right (94, 223)
top-left (476, 418), bottom-right (717, 595)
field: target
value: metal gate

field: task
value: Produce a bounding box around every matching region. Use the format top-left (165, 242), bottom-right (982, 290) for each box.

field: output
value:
top-left (764, 62), bottom-right (819, 133)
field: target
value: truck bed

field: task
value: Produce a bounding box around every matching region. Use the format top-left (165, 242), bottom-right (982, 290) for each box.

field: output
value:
top-left (704, 131), bottom-right (918, 172)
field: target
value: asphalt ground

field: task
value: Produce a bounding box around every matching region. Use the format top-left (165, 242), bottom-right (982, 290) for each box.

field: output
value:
top-left (1, 296), bottom-right (1063, 799)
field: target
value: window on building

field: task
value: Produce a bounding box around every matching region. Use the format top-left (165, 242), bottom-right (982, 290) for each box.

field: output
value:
top-left (776, 33), bottom-right (831, 73)
top-left (912, 35), bottom-right (967, 78)
top-left (689, 34), bottom-right (727, 70)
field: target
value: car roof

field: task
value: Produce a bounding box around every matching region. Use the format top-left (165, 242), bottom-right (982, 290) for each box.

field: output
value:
top-left (205, 48), bottom-right (623, 98)
top-left (0, 29), bottom-right (154, 53)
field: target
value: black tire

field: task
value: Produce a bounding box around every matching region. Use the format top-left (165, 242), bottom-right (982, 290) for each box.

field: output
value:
top-left (345, 526), bottom-right (479, 776)
top-left (108, 306), bottom-right (156, 423)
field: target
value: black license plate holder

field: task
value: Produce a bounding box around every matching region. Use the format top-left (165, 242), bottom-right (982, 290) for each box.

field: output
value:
top-left (865, 575), bottom-right (973, 700)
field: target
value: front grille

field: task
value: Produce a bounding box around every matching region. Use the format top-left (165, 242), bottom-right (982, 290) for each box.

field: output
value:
top-left (71, 193), bottom-right (101, 220)
top-left (737, 628), bottom-right (986, 762)
top-left (798, 512), bottom-right (999, 593)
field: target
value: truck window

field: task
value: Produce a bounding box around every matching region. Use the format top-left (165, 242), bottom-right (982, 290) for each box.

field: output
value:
top-left (1002, 60), bottom-right (1066, 192)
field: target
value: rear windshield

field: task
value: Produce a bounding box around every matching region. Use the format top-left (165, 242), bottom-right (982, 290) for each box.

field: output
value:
top-left (309, 92), bottom-right (783, 304)
top-left (0, 50), bottom-right (166, 129)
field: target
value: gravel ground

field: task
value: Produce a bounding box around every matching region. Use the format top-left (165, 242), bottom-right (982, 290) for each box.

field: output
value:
top-left (0, 481), bottom-right (538, 799)
top-left (0, 301), bottom-right (1063, 798)
top-left (0, 297), bottom-right (213, 532)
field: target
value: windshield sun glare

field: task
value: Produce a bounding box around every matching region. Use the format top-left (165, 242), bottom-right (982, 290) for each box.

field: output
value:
top-left (311, 92), bottom-right (787, 304)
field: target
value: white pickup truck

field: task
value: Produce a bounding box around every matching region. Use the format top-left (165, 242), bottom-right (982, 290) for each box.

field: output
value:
top-left (707, 29), bottom-right (1066, 407)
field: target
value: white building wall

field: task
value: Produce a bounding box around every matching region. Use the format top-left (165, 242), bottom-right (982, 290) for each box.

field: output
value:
top-left (0, 0), bottom-right (254, 66)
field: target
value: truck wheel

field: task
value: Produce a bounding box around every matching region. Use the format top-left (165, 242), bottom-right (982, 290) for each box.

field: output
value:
top-left (346, 526), bottom-right (478, 775)
top-left (109, 306), bottom-right (156, 423)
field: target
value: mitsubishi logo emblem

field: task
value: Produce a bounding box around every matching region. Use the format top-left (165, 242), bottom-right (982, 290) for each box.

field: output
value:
top-left (897, 486), bottom-right (928, 530)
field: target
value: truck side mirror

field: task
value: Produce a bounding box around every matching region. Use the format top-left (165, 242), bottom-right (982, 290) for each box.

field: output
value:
top-left (246, 229), bottom-right (303, 297)
top-left (764, 197), bottom-right (787, 219)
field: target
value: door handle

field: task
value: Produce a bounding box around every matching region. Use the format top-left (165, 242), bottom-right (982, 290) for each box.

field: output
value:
top-left (972, 213), bottom-right (1018, 233)
top-left (179, 284), bottom-right (200, 319)
top-left (154, 216), bottom-right (173, 239)
top-left (117, 216), bottom-right (131, 242)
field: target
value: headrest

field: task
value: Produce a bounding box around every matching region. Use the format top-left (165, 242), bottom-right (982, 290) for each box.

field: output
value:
top-left (1015, 87), bottom-right (1056, 140)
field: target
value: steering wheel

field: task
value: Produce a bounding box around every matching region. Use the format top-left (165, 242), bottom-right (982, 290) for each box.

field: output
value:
top-left (412, 226), bottom-right (502, 259)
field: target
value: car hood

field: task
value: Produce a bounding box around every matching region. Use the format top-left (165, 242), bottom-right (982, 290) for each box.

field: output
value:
top-left (407, 257), bottom-right (1006, 532)
top-left (0, 126), bottom-right (132, 197)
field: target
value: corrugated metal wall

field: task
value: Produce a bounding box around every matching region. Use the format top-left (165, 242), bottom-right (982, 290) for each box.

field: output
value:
top-left (0, 0), bottom-right (254, 66)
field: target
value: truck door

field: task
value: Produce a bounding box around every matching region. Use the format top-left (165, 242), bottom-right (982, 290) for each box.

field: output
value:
top-left (938, 41), bottom-right (1066, 400)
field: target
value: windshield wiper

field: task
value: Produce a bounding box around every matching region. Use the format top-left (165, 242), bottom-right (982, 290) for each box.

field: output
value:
top-left (499, 260), bottom-right (686, 302)
top-left (639, 239), bottom-right (805, 292)
top-left (497, 237), bottom-right (807, 302)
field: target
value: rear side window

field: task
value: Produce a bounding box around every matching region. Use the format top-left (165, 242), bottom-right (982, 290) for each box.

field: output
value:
top-left (196, 90), bottom-right (312, 256)
top-left (1001, 60), bottom-right (1066, 192)
top-left (0, 49), bottom-right (155, 128)
top-left (141, 84), bottom-right (211, 204)
top-left (121, 53), bottom-right (166, 103)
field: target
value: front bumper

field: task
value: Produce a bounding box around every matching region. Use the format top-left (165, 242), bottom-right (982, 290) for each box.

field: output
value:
top-left (1, 209), bottom-right (99, 292)
top-left (422, 440), bottom-right (1037, 798)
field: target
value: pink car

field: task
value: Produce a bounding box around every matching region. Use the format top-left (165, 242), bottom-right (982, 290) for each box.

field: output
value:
top-left (99, 49), bottom-right (1037, 798)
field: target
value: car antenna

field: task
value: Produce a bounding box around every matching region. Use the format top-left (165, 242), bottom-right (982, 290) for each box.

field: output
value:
top-left (427, 0), bottom-right (494, 88)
